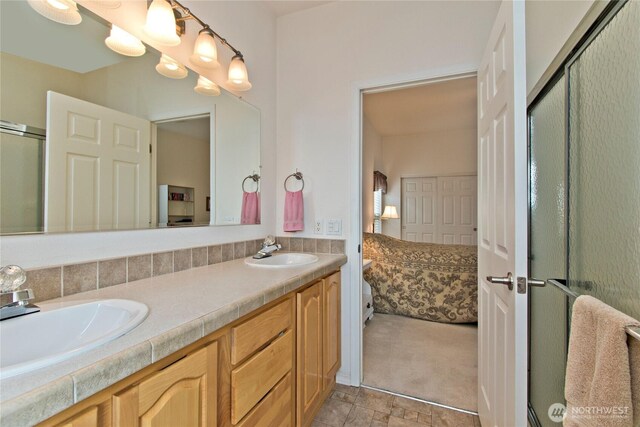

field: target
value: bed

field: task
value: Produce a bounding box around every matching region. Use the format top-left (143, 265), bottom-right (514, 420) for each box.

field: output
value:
top-left (362, 232), bottom-right (478, 323)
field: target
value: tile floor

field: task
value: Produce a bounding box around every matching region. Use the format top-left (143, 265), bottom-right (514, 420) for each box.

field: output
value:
top-left (312, 385), bottom-right (481, 427)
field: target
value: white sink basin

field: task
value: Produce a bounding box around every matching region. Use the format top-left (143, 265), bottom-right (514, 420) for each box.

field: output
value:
top-left (0, 299), bottom-right (148, 379)
top-left (245, 253), bottom-right (319, 268)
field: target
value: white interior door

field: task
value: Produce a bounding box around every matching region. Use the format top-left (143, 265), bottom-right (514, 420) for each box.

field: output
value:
top-left (401, 177), bottom-right (437, 242)
top-left (477, 1), bottom-right (528, 426)
top-left (45, 91), bottom-right (151, 232)
top-left (437, 176), bottom-right (478, 245)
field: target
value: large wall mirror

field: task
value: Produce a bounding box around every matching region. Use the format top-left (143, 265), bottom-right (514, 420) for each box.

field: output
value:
top-left (0, 1), bottom-right (261, 234)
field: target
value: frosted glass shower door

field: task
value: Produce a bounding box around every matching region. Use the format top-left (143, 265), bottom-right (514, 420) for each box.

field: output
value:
top-left (529, 76), bottom-right (567, 427)
top-left (567, 0), bottom-right (640, 319)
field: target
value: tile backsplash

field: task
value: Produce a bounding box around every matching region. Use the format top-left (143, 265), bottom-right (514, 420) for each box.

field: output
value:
top-left (25, 237), bottom-right (345, 303)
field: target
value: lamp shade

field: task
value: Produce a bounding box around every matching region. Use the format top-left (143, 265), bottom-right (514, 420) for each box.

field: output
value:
top-left (105, 25), bottom-right (145, 57)
top-left (27, 0), bottom-right (82, 25)
top-left (226, 55), bottom-right (252, 91)
top-left (381, 205), bottom-right (399, 219)
top-left (190, 29), bottom-right (220, 69)
top-left (144, 0), bottom-right (180, 46)
top-left (155, 54), bottom-right (187, 79)
top-left (194, 76), bottom-right (221, 96)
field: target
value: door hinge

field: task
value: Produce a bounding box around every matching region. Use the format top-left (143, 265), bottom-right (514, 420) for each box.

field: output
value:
top-left (149, 144), bottom-right (152, 154)
top-left (357, 244), bottom-right (361, 253)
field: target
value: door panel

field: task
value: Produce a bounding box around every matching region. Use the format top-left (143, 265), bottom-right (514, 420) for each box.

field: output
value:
top-left (402, 177), bottom-right (437, 242)
top-left (477, 1), bottom-right (528, 426)
top-left (323, 273), bottom-right (341, 389)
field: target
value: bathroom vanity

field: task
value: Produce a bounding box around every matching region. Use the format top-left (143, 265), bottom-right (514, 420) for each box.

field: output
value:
top-left (0, 254), bottom-right (346, 427)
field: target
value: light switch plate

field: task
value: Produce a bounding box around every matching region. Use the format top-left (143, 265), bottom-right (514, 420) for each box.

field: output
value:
top-left (326, 219), bottom-right (342, 236)
top-left (314, 219), bottom-right (324, 234)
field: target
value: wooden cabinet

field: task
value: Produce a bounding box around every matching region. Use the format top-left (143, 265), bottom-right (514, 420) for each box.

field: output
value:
top-left (113, 342), bottom-right (218, 427)
top-left (40, 269), bottom-right (341, 427)
top-left (296, 281), bottom-right (324, 427)
top-left (297, 273), bottom-right (342, 427)
top-left (58, 407), bottom-right (99, 427)
top-left (323, 272), bottom-right (341, 390)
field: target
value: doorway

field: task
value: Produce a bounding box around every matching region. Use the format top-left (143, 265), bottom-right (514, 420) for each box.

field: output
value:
top-left (359, 74), bottom-right (480, 414)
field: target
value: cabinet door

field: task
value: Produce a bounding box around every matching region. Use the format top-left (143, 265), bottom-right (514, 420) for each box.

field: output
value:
top-left (323, 272), bottom-right (341, 389)
top-left (296, 282), bottom-right (323, 427)
top-left (113, 342), bottom-right (218, 427)
top-left (58, 406), bottom-right (98, 427)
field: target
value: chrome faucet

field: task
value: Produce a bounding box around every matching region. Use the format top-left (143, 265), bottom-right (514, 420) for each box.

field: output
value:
top-left (253, 235), bottom-right (282, 259)
top-left (0, 265), bottom-right (40, 321)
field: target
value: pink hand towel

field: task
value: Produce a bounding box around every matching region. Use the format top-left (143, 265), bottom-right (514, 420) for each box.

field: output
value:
top-left (240, 192), bottom-right (260, 224)
top-left (284, 190), bottom-right (304, 232)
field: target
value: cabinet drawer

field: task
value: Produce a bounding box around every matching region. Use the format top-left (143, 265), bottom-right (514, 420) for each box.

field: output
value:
top-left (231, 330), bottom-right (293, 424)
top-left (236, 372), bottom-right (292, 427)
top-left (231, 299), bottom-right (292, 365)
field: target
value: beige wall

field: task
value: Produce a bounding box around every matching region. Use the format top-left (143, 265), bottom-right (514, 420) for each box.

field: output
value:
top-left (362, 117), bottom-right (383, 233)
top-left (157, 129), bottom-right (210, 225)
top-left (380, 128), bottom-right (477, 238)
top-left (0, 52), bottom-right (83, 129)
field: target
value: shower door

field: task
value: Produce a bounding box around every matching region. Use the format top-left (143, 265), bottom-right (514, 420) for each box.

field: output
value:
top-left (528, 1), bottom-right (640, 425)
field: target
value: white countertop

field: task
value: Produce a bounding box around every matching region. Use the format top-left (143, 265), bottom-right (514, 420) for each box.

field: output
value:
top-left (0, 253), bottom-right (347, 427)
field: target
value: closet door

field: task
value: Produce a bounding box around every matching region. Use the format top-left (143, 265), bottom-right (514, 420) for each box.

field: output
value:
top-left (437, 176), bottom-right (477, 245)
top-left (401, 177), bottom-right (437, 242)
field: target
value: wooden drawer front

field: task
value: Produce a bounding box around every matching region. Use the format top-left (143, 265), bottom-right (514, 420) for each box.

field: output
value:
top-left (231, 299), bottom-right (292, 365)
top-left (236, 372), bottom-right (292, 427)
top-left (231, 329), bottom-right (293, 424)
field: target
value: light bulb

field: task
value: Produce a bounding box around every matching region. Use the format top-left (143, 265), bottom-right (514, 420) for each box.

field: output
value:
top-left (190, 29), bottom-right (219, 69)
top-left (28, 0), bottom-right (82, 25)
top-left (144, 0), bottom-right (180, 46)
top-left (156, 54), bottom-right (187, 79)
top-left (226, 55), bottom-right (252, 91)
top-left (194, 76), bottom-right (221, 96)
top-left (105, 25), bottom-right (146, 57)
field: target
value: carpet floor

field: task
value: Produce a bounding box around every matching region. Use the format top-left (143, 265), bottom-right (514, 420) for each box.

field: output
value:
top-left (363, 313), bottom-right (478, 412)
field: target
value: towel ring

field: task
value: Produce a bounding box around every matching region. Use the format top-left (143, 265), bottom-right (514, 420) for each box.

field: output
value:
top-left (242, 174), bottom-right (260, 193)
top-left (284, 171), bottom-right (304, 191)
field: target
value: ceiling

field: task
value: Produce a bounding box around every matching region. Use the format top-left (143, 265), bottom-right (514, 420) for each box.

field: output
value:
top-left (262, 1), bottom-right (332, 17)
top-left (157, 116), bottom-right (210, 142)
top-left (0, 1), bottom-right (127, 74)
top-left (363, 76), bottom-right (477, 137)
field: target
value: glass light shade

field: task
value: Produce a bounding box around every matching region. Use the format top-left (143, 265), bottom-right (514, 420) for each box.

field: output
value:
top-left (105, 25), bottom-right (145, 57)
top-left (190, 30), bottom-right (220, 69)
top-left (194, 76), bottom-right (221, 96)
top-left (144, 0), bottom-right (180, 46)
top-left (155, 54), bottom-right (187, 79)
top-left (381, 205), bottom-right (399, 219)
top-left (27, 0), bottom-right (82, 25)
top-left (226, 55), bottom-right (252, 91)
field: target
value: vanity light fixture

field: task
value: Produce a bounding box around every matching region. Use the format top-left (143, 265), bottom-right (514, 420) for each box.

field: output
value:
top-left (155, 54), bottom-right (188, 79)
top-left (105, 25), bottom-right (146, 57)
top-left (150, 0), bottom-right (252, 91)
top-left (194, 76), bottom-right (221, 96)
top-left (190, 27), bottom-right (220, 69)
top-left (144, 0), bottom-right (180, 46)
top-left (27, 0), bottom-right (82, 25)
top-left (227, 55), bottom-right (252, 91)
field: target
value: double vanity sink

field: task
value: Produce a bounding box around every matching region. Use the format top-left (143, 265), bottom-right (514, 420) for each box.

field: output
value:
top-left (0, 250), bottom-right (346, 426)
top-left (1, 253), bottom-right (319, 380)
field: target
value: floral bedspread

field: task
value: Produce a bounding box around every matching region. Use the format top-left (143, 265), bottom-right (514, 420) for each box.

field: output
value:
top-left (363, 233), bottom-right (478, 323)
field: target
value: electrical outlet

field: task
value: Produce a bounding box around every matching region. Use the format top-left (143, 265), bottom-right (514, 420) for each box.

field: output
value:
top-left (314, 219), bottom-right (324, 234)
top-left (326, 219), bottom-right (342, 236)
